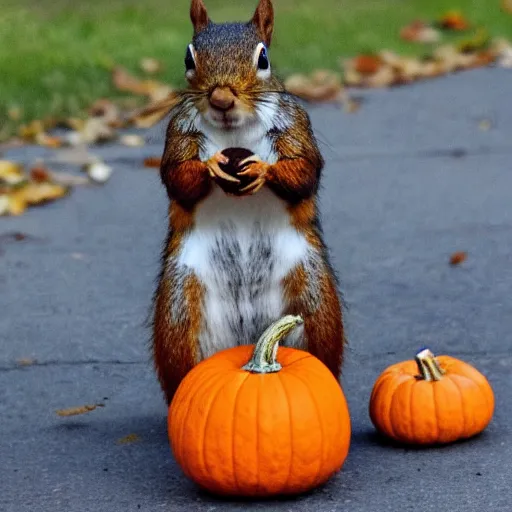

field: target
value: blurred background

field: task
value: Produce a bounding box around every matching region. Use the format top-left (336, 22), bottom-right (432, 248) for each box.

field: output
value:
top-left (1, 0), bottom-right (511, 141)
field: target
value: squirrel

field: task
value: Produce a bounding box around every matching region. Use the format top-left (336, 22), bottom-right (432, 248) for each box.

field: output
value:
top-left (152, 0), bottom-right (345, 404)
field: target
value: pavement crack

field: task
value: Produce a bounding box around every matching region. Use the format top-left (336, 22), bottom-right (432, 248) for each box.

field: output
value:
top-left (1, 359), bottom-right (147, 372)
top-left (329, 145), bottom-right (512, 163)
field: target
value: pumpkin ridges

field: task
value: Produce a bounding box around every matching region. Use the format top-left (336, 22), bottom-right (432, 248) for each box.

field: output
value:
top-left (432, 375), bottom-right (464, 443)
top-left (186, 371), bottom-right (234, 486)
top-left (278, 372), bottom-right (295, 493)
top-left (286, 370), bottom-right (325, 486)
top-left (202, 371), bottom-right (250, 493)
top-left (171, 367), bottom-right (225, 478)
top-left (410, 380), bottom-right (438, 444)
top-left (232, 375), bottom-right (262, 494)
top-left (370, 373), bottom-right (410, 440)
top-left (389, 379), bottom-right (415, 441)
top-left (230, 373), bottom-right (250, 494)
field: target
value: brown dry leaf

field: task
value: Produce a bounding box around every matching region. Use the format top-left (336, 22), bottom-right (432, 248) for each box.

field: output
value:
top-left (284, 70), bottom-right (344, 102)
top-left (353, 55), bottom-right (383, 75)
top-left (116, 433), bottom-right (140, 445)
top-left (17, 358), bottom-right (37, 366)
top-left (365, 65), bottom-right (396, 88)
top-left (112, 66), bottom-right (173, 102)
top-left (56, 404), bottom-right (104, 417)
top-left (88, 99), bottom-right (122, 127)
top-left (450, 251), bottom-right (467, 265)
top-left (400, 20), bottom-right (440, 43)
top-left (81, 117), bottom-right (116, 144)
top-left (30, 164), bottom-right (52, 183)
top-left (437, 11), bottom-right (470, 31)
top-left (503, 0), bottom-right (512, 13)
top-left (35, 132), bottom-right (63, 149)
top-left (140, 57), bottom-right (163, 74)
top-left (144, 157), bottom-right (162, 168)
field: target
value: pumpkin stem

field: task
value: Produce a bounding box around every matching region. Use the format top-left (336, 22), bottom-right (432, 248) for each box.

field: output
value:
top-left (242, 315), bottom-right (304, 374)
top-left (415, 348), bottom-right (445, 382)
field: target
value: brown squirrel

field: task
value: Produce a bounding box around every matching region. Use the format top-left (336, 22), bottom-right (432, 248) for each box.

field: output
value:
top-left (152, 0), bottom-right (345, 404)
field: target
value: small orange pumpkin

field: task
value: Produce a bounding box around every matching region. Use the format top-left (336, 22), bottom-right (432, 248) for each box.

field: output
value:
top-left (168, 315), bottom-right (351, 496)
top-left (369, 348), bottom-right (494, 445)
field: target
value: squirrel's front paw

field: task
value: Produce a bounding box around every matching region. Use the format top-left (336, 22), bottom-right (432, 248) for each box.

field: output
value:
top-left (205, 151), bottom-right (240, 184)
top-left (238, 155), bottom-right (270, 195)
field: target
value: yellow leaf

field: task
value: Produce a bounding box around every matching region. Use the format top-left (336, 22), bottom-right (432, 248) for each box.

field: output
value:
top-left (116, 433), bottom-right (140, 445)
top-left (0, 161), bottom-right (25, 187)
top-left (56, 404), bottom-right (104, 417)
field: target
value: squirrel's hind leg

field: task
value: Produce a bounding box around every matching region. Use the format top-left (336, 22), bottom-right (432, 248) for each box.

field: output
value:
top-left (153, 272), bottom-right (204, 404)
top-left (284, 265), bottom-right (345, 379)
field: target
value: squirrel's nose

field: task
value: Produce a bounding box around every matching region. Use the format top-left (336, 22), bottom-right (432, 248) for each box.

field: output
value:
top-left (209, 87), bottom-right (235, 112)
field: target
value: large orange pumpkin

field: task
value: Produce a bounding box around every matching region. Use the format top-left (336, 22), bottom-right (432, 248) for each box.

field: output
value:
top-left (369, 348), bottom-right (494, 445)
top-left (168, 315), bottom-right (351, 496)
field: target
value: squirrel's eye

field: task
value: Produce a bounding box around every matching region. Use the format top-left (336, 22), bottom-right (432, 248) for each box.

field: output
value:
top-left (185, 45), bottom-right (195, 72)
top-left (257, 46), bottom-right (269, 70)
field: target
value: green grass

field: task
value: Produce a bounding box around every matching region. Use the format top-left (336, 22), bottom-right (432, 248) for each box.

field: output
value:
top-left (0, 0), bottom-right (510, 137)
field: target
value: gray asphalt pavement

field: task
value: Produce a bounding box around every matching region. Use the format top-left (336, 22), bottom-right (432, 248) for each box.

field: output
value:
top-left (1, 68), bottom-right (511, 512)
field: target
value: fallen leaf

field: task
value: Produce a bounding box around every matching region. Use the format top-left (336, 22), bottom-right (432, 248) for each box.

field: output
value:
top-left (144, 156), bottom-right (162, 168)
top-left (9, 182), bottom-right (69, 213)
top-left (0, 196), bottom-right (9, 216)
top-left (456, 28), bottom-right (490, 53)
top-left (120, 134), bottom-right (145, 147)
top-left (85, 161), bottom-right (113, 184)
top-left (284, 70), bottom-right (344, 102)
top-left (140, 57), bottom-right (163, 74)
top-left (17, 358), bottom-right (37, 366)
top-left (88, 99), bottom-right (122, 127)
top-left (437, 11), bottom-right (470, 31)
top-left (56, 404), bottom-right (104, 417)
top-left (366, 65), bottom-right (396, 88)
top-left (81, 117), bottom-right (116, 144)
top-left (30, 164), bottom-right (52, 183)
top-left (0, 161), bottom-right (25, 186)
top-left (112, 66), bottom-right (173, 102)
top-left (478, 119), bottom-right (492, 131)
top-left (18, 120), bottom-right (45, 141)
top-left (35, 132), bottom-right (63, 149)
top-left (116, 433), bottom-right (140, 445)
top-left (400, 20), bottom-right (441, 43)
top-left (450, 251), bottom-right (467, 265)
top-left (353, 54), bottom-right (383, 75)
top-left (503, 0), bottom-right (512, 13)
top-left (143, 157), bottom-right (162, 168)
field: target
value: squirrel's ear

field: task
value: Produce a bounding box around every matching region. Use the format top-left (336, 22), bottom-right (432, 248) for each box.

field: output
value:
top-left (251, 0), bottom-right (274, 46)
top-left (190, 0), bottom-right (210, 34)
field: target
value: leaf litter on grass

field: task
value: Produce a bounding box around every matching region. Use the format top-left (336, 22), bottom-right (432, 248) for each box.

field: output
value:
top-left (2, 7), bottom-right (512, 217)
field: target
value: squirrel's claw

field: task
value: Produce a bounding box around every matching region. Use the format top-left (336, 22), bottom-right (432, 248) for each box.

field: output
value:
top-left (240, 176), bottom-right (266, 195)
top-left (238, 160), bottom-right (269, 195)
top-left (206, 152), bottom-right (239, 183)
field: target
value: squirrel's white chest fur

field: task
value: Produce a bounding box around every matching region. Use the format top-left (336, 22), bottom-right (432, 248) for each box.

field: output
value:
top-left (178, 187), bottom-right (308, 358)
top-left (177, 110), bottom-right (307, 358)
